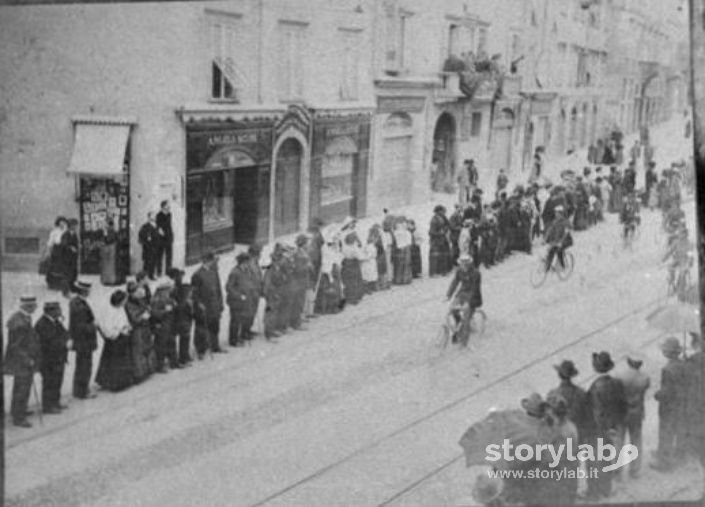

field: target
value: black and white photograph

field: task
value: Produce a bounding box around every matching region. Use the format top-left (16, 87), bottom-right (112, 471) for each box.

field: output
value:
top-left (1, 0), bottom-right (704, 505)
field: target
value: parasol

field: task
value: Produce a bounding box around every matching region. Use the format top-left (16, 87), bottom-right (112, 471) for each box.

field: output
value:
top-left (646, 302), bottom-right (701, 354)
top-left (458, 409), bottom-right (544, 469)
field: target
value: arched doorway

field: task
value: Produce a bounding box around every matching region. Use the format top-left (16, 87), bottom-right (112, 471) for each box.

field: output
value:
top-left (491, 108), bottom-right (514, 175)
top-left (274, 138), bottom-right (302, 237)
top-left (432, 112), bottom-right (456, 192)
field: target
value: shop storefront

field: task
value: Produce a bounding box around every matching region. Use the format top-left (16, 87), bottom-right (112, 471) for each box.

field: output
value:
top-left (66, 117), bottom-right (135, 279)
top-left (185, 121), bottom-right (273, 263)
top-left (310, 115), bottom-right (371, 223)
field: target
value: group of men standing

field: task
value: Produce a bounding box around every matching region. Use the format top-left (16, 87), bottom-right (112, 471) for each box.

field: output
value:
top-left (138, 200), bottom-right (174, 280)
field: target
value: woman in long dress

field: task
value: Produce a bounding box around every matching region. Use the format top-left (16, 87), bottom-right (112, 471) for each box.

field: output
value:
top-left (408, 220), bottom-right (422, 279)
top-left (341, 231), bottom-right (365, 305)
top-left (125, 282), bottom-right (153, 382)
top-left (428, 206), bottom-right (451, 276)
top-left (96, 290), bottom-right (134, 391)
top-left (392, 218), bottom-right (413, 285)
top-left (315, 241), bottom-right (343, 314)
top-left (361, 228), bottom-right (379, 294)
top-left (46, 216), bottom-right (68, 290)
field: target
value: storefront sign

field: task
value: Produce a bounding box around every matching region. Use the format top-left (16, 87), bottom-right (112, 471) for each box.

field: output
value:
top-left (377, 96), bottom-right (426, 114)
top-left (186, 124), bottom-right (273, 172)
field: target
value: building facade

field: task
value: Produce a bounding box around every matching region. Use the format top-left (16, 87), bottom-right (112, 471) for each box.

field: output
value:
top-left (0, 0), bottom-right (689, 272)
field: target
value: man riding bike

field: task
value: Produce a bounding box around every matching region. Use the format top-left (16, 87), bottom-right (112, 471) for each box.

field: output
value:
top-left (445, 254), bottom-right (483, 346)
top-left (663, 223), bottom-right (692, 289)
top-left (543, 205), bottom-right (572, 272)
top-left (620, 194), bottom-right (640, 241)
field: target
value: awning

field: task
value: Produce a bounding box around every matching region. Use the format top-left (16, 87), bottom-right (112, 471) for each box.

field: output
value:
top-left (67, 123), bottom-right (131, 176)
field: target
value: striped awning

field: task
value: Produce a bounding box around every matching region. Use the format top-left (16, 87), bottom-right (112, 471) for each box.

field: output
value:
top-left (67, 122), bottom-right (131, 176)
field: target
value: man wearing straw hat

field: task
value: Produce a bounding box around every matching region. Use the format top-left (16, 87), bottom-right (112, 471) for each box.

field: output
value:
top-left (70, 281), bottom-right (99, 399)
top-left (35, 301), bottom-right (70, 414)
top-left (4, 296), bottom-right (41, 427)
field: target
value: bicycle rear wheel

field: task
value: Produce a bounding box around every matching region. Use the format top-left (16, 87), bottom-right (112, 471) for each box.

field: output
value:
top-left (530, 259), bottom-right (549, 288)
top-left (556, 252), bottom-right (575, 281)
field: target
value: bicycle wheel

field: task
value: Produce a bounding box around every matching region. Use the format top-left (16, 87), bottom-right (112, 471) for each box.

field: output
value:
top-left (530, 259), bottom-right (549, 288)
top-left (470, 310), bottom-right (487, 337)
top-left (434, 323), bottom-right (451, 350)
top-left (556, 252), bottom-right (575, 281)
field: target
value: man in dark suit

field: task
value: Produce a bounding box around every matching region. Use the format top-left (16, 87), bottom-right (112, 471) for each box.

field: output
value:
top-left (245, 244), bottom-right (265, 337)
top-left (69, 281), bottom-right (98, 399)
top-left (226, 252), bottom-right (256, 347)
top-left (35, 301), bottom-right (70, 414)
top-left (684, 332), bottom-right (705, 467)
top-left (4, 296), bottom-right (41, 428)
top-left (156, 200), bottom-right (174, 277)
top-left (138, 212), bottom-right (159, 280)
top-left (191, 251), bottom-right (226, 355)
top-left (547, 360), bottom-right (592, 444)
top-left (586, 351), bottom-right (627, 500)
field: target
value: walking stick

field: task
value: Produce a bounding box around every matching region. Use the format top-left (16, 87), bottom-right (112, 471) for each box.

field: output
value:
top-left (31, 374), bottom-right (43, 426)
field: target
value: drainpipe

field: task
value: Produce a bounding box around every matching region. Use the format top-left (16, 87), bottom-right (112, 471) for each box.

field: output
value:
top-left (257, 0), bottom-right (264, 104)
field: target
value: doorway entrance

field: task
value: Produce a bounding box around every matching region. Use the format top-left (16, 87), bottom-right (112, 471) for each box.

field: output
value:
top-left (432, 112), bottom-right (457, 192)
top-left (274, 138), bottom-right (302, 237)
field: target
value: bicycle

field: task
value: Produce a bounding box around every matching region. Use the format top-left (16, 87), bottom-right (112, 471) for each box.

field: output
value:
top-left (530, 249), bottom-right (575, 288)
top-left (434, 302), bottom-right (487, 350)
top-left (667, 255), bottom-right (694, 300)
top-left (623, 219), bottom-right (641, 250)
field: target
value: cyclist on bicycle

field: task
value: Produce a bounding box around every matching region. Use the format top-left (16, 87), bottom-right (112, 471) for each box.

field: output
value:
top-left (445, 254), bottom-right (482, 346)
top-left (664, 202), bottom-right (685, 235)
top-left (663, 223), bottom-right (691, 286)
top-left (620, 194), bottom-right (640, 240)
top-left (543, 205), bottom-right (572, 272)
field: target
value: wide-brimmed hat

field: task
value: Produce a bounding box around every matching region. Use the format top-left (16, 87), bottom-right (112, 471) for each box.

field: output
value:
top-left (458, 253), bottom-right (473, 264)
top-left (592, 351), bottom-right (615, 373)
top-left (20, 295), bottom-right (37, 305)
top-left (627, 356), bottom-right (644, 369)
top-left (661, 337), bottom-right (683, 357)
top-left (554, 360), bottom-right (579, 379)
top-left (521, 392), bottom-right (547, 417)
top-left (472, 474), bottom-right (503, 504)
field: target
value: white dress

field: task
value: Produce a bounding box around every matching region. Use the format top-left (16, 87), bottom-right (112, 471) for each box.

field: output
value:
top-left (360, 243), bottom-right (378, 283)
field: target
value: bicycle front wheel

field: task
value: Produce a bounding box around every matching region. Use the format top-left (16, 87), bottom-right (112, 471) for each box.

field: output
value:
top-left (556, 252), bottom-right (575, 281)
top-left (530, 259), bottom-right (549, 288)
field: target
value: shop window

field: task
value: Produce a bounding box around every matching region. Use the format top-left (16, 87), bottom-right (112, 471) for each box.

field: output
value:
top-left (321, 137), bottom-right (357, 206)
top-left (339, 28), bottom-right (362, 101)
top-left (202, 170), bottom-right (235, 233)
top-left (278, 21), bottom-right (307, 101)
top-left (207, 11), bottom-right (244, 102)
top-left (470, 112), bottom-right (482, 137)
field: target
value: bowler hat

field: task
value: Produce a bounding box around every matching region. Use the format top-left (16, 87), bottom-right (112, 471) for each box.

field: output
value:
top-left (295, 234), bottom-right (309, 247)
top-left (75, 281), bottom-right (91, 292)
top-left (126, 281), bottom-right (139, 294)
top-left (554, 360), bottom-right (579, 379)
top-left (44, 301), bottom-right (61, 311)
top-left (166, 267), bottom-right (185, 280)
top-left (236, 252), bottom-right (250, 264)
top-left (433, 205), bottom-right (445, 214)
top-left (20, 295), bottom-right (37, 304)
top-left (521, 392), bottom-right (547, 417)
top-left (626, 357), bottom-right (643, 369)
top-left (592, 351), bottom-right (615, 373)
top-left (202, 250), bottom-right (217, 263)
